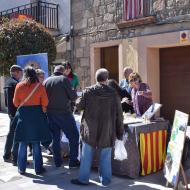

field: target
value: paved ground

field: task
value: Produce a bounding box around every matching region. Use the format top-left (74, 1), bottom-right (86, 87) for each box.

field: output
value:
top-left (0, 112), bottom-right (189, 190)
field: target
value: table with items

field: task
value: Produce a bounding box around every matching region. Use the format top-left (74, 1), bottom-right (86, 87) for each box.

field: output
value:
top-left (63, 115), bottom-right (169, 178)
top-left (111, 116), bottom-right (169, 178)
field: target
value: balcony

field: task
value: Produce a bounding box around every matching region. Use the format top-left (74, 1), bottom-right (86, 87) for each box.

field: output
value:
top-left (116, 0), bottom-right (156, 29)
top-left (0, 1), bottom-right (58, 29)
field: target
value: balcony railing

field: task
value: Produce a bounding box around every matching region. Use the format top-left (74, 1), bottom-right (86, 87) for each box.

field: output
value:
top-left (0, 1), bottom-right (58, 29)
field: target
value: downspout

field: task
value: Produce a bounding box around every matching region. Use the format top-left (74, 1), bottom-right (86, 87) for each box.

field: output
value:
top-left (70, 0), bottom-right (74, 67)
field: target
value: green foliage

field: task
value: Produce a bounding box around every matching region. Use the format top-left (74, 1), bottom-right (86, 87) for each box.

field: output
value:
top-left (0, 18), bottom-right (56, 76)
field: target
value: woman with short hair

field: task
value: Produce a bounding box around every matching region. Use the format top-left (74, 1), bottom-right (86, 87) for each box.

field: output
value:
top-left (129, 72), bottom-right (152, 116)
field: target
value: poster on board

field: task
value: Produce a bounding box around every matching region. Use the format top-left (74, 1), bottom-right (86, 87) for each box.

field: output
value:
top-left (17, 53), bottom-right (48, 78)
top-left (164, 110), bottom-right (189, 187)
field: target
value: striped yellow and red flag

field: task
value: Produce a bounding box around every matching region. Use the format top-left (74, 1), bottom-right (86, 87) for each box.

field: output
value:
top-left (140, 130), bottom-right (167, 175)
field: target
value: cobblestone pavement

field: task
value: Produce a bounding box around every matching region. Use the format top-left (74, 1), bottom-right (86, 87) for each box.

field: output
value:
top-left (0, 112), bottom-right (189, 190)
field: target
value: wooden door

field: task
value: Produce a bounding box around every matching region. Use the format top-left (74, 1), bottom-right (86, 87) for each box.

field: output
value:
top-left (101, 46), bottom-right (119, 81)
top-left (160, 46), bottom-right (190, 122)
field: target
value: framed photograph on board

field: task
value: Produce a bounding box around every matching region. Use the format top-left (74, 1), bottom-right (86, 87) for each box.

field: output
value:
top-left (17, 53), bottom-right (48, 78)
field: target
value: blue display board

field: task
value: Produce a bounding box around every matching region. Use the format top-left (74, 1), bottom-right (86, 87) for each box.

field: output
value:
top-left (17, 53), bottom-right (48, 78)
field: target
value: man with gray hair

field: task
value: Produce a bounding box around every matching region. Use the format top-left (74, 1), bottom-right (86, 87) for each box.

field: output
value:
top-left (44, 65), bottom-right (79, 168)
top-left (3, 65), bottom-right (23, 165)
top-left (71, 68), bottom-right (124, 186)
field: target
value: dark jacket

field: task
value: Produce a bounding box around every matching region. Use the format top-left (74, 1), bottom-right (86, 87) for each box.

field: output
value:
top-left (44, 72), bottom-right (77, 114)
top-left (13, 105), bottom-right (52, 148)
top-left (3, 77), bottom-right (19, 117)
top-left (131, 82), bottom-right (153, 116)
top-left (76, 83), bottom-right (124, 148)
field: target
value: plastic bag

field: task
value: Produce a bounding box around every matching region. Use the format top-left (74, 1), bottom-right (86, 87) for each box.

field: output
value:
top-left (114, 139), bottom-right (128, 161)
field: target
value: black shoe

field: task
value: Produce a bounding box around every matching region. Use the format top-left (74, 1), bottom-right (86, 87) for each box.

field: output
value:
top-left (12, 161), bottom-right (17, 166)
top-left (18, 170), bottom-right (25, 175)
top-left (71, 179), bottom-right (88, 185)
top-left (55, 164), bottom-right (62, 168)
top-left (3, 157), bottom-right (12, 163)
top-left (69, 160), bottom-right (80, 169)
top-left (36, 167), bottom-right (46, 175)
top-left (55, 162), bottom-right (63, 168)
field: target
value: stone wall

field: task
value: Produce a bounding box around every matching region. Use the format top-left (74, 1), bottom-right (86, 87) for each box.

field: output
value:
top-left (154, 0), bottom-right (190, 22)
top-left (47, 0), bottom-right (71, 35)
top-left (71, 0), bottom-right (190, 87)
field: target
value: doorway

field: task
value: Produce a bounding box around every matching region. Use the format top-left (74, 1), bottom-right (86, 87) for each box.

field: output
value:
top-left (101, 46), bottom-right (119, 81)
top-left (160, 46), bottom-right (190, 122)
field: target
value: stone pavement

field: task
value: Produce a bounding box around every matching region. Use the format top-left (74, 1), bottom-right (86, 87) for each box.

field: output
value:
top-left (0, 112), bottom-right (189, 190)
top-left (0, 112), bottom-right (9, 137)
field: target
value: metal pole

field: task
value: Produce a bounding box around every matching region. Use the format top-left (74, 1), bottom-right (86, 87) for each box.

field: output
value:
top-left (56, 4), bottom-right (58, 29)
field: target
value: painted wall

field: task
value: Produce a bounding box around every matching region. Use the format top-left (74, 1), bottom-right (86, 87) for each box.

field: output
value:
top-left (45, 0), bottom-right (71, 34)
top-left (0, 0), bottom-right (30, 12)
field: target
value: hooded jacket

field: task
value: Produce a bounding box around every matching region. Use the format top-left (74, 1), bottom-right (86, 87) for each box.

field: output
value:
top-left (76, 83), bottom-right (124, 148)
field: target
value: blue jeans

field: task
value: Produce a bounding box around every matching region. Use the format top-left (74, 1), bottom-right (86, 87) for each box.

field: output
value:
top-left (47, 113), bottom-right (79, 166)
top-left (17, 142), bottom-right (43, 173)
top-left (79, 142), bottom-right (112, 186)
top-left (3, 115), bottom-right (18, 162)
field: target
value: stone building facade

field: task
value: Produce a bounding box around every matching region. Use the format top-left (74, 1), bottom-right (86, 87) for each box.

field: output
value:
top-left (71, 0), bottom-right (190, 121)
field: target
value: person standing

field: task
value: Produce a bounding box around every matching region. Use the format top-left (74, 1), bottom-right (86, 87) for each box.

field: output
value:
top-left (119, 66), bottom-right (133, 93)
top-left (36, 68), bottom-right (53, 156)
top-left (129, 72), bottom-right (153, 116)
top-left (62, 62), bottom-right (80, 90)
top-left (36, 69), bottom-right (45, 83)
top-left (71, 68), bottom-right (124, 186)
top-left (3, 65), bottom-right (23, 165)
top-left (13, 66), bottom-right (51, 175)
top-left (119, 67), bottom-right (134, 113)
top-left (44, 65), bottom-right (79, 168)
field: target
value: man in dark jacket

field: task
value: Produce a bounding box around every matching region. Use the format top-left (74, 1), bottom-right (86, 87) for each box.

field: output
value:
top-left (71, 68), bottom-right (124, 186)
top-left (44, 65), bottom-right (79, 168)
top-left (3, 65), bottom-right (23, 165)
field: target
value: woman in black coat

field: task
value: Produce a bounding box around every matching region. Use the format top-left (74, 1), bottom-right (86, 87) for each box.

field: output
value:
top-left (108, 79), bottom-right (134, 113)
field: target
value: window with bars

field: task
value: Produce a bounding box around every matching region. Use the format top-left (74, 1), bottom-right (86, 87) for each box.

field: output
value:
top-left (124, 0), bottom-right (152, 20)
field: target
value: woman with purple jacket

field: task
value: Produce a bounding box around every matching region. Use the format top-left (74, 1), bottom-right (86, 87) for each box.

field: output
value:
top-left (129, 72), bottom-right (153, 116)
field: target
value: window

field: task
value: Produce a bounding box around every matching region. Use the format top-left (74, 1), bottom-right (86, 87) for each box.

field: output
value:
top-left (125, 0), bottom-right (151, 20)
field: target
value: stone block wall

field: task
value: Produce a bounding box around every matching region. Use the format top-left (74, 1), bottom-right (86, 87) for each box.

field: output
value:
top-left (71, 0), bottom-right (190, 87)
top-left (153, 0), bottom-right (190, 22)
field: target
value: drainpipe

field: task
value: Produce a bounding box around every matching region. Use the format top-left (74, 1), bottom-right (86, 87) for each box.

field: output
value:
top-left (70, 0), bottom-right (74, 67)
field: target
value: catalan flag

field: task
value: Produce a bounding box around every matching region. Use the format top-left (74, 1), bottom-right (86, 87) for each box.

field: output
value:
top-left (140, 130), bottom-right (167, 175)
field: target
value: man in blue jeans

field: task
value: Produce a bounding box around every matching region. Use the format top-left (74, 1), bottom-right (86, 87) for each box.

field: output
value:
top-left (44, 65), bottom-right (79, 168)
top-left (71, 68), bottom-right (124, 186)
top-left (3, 65), bottom-right (23, 165)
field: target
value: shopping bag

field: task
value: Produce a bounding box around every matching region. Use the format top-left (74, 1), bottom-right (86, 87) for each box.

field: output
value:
top-left (114, 139), bottom-right (128, 161)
